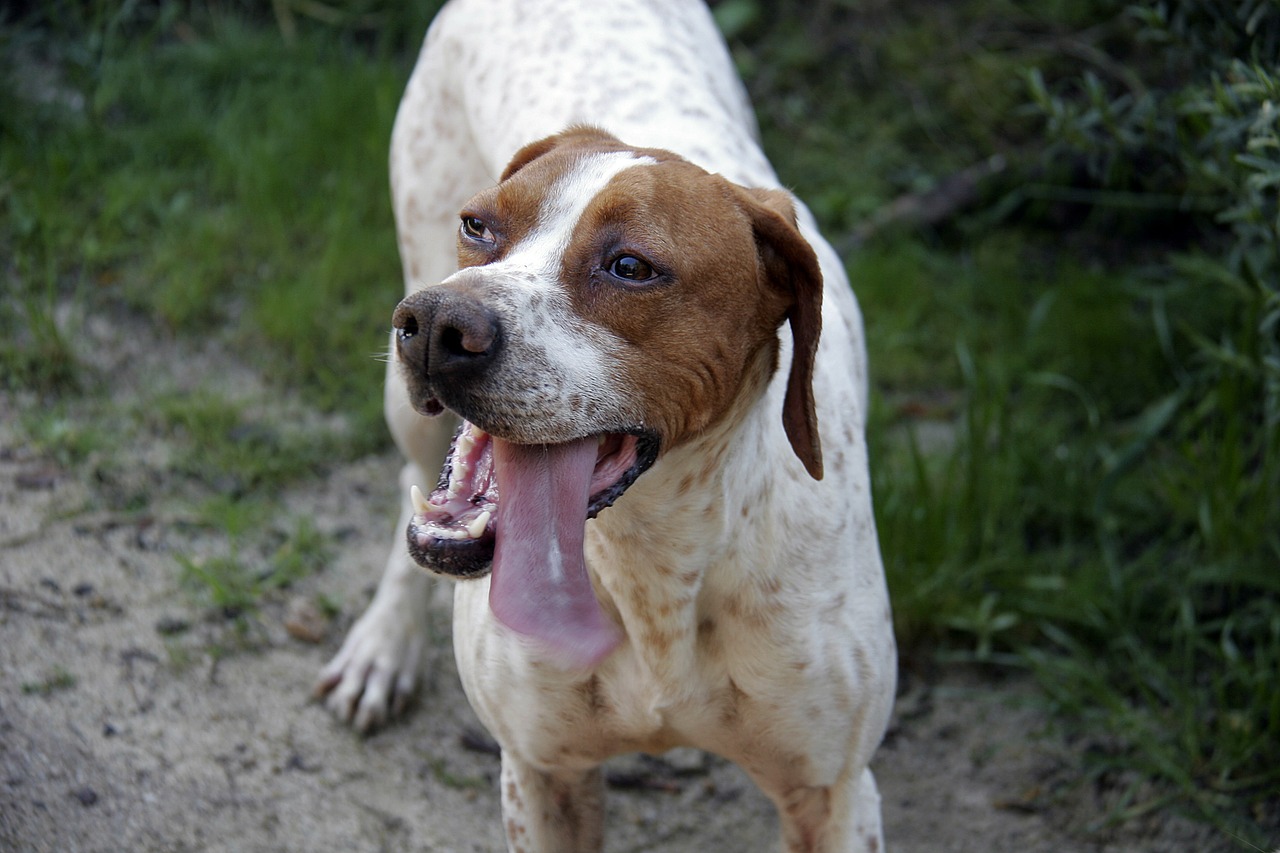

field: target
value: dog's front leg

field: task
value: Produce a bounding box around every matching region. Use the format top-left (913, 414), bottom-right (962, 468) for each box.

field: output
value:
top-left (314, 351), bottom-right (455, 731)
top-left (313, 462), bottom-right (434, 730)
top-left (500, 755), bottom-right (605, 853)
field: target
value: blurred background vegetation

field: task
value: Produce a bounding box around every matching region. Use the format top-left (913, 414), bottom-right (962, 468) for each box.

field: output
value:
top-left (1, 0), bottom-right (1276, 844)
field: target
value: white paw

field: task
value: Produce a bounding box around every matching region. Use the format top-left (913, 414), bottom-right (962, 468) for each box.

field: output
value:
top-left (314, 588), bottom-right (430, 732)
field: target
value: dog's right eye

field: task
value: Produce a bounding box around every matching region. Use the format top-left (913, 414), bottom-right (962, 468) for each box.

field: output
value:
top-left (460, 215), bottom-right (493, 242)
top-left (609, 254), bottom-right (656, 282)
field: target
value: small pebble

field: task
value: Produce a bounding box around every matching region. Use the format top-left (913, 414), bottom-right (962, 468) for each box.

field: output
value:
top-left (284, 597), bottom-right (329, 644)
top-left (155, 616), bottom-right (190, 636)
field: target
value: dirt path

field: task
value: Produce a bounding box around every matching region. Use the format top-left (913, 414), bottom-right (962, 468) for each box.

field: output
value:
top-left (0, 313), bottom-right (1229, 852)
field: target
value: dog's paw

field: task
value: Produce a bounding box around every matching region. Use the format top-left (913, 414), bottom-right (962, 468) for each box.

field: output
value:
top-left (313, 594), bottom-right (428, 732)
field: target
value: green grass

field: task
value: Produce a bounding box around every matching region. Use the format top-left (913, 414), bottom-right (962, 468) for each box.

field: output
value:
top-left (1, 11), bottom-right (411, 439)
top-left (143, 389), bottom-right (353, 496)
top-left (179, 512), bottom-right (333, 628)
top-left (2, 0), bottom-right (1277, 845)
top-left (860, 234), bottom-right (1279, 839)
top-left (21, 666), bottom-right (77, 696)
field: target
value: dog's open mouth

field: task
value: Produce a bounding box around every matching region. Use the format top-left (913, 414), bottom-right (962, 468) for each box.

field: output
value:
top-left (407, 421), bottom-right (658, 666)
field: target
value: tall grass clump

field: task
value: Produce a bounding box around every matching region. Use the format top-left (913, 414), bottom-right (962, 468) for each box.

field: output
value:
top-left (853, 0), bottom-right (1279, 839)
top-left (1015, 2), bottom-right (1279, 835)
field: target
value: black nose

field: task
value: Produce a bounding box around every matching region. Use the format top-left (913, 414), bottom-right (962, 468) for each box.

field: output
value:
top-left (393, 289), bottom-right (503, 385)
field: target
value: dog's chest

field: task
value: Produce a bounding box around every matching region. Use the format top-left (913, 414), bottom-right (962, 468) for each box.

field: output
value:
top-left (567, 487), bottom-right (835, 754)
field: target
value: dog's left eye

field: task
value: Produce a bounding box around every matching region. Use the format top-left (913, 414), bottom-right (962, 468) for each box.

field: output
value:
top-left (609, 255), bottom-right (655, 282)
top-left (460, 215), bottom-right (493, 242)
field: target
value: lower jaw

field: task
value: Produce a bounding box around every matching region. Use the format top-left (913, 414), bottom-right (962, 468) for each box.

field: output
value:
top-left (405, 526), bottom-right (495, 578)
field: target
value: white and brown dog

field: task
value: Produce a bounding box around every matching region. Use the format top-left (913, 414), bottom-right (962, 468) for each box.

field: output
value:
top-left (316, 1), bottom-right (896, 850)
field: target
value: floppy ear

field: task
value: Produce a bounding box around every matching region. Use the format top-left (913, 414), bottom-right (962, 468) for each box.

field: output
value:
top-left (501, 125), bottom-right (624, 181)
top-left (737, 187), bottom-right (825, 481)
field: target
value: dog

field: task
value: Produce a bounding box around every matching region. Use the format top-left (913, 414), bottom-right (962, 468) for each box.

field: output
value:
top-left (315, 1), bottom-right (896, 850)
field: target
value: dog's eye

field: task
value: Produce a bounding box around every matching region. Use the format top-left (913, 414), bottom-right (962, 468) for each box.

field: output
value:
top-left (460, 215), bottom-right (492, 242)
top-left (609, 255), bottom-right (655, 282)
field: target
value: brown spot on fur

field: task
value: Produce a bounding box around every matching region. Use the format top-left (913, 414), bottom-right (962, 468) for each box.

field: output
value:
top-left (781, 785), bottom-right (833, 852)
top-left (643, 628), bottom-right (675, 655)
top-left (577, 674), bottom-right (605, 715)
top-left (853, 645), bottom-right (871, 683)
top-left (624, 581), bottom-right (651, 612)
top-left (820, 591), bottom-right (846, 623)
top-left (651, 562), bottom-right (675, 578)
top-left (720, 678), bottom-right (745, 726)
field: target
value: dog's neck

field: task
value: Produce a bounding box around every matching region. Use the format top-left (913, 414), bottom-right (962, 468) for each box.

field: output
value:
top-left (583, 354), bottom-right (799, 692)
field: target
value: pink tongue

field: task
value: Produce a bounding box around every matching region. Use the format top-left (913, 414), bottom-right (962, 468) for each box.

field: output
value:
top-left (489, 436), bottom-right (621, 668)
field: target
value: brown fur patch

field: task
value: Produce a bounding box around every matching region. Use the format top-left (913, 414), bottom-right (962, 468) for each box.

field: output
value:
top-left (467, 129), bottom-right (823, 472)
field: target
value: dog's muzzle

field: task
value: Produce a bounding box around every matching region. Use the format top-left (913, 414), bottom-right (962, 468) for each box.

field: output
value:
top-left (393, 288), bottom-right (503, 415)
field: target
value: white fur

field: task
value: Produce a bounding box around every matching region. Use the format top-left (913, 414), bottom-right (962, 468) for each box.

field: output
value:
top-left (317, 2), bottom-right (896, 850)
top-left (507, 152), bottom-right (657, 279)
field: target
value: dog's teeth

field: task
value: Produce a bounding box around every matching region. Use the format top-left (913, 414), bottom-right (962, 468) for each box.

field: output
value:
top-left (411, 484), bottom-right (430, 514)
top-left (465, 510), bottom-right (491, 539)
top-left (447, 463), bottom-right (468, 499)
top-left (426, 525), bottom-right (463, 541)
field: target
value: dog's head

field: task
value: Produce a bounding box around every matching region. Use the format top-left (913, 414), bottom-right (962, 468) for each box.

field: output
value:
top-left (394, 126), bottom-right (823, 665)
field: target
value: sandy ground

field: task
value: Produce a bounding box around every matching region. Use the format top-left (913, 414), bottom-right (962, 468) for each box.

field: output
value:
top-left (0, 310), bottom-right (1233, 852)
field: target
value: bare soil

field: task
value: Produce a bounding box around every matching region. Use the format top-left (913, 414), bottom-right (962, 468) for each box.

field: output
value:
top-left (0, 310), bottom-right (1232, 852)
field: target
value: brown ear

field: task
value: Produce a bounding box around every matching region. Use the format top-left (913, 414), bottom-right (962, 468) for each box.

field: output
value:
top-left (501, 125), bottom-right (624, 181)
top-left (737, 187), bottom-right (824, 481)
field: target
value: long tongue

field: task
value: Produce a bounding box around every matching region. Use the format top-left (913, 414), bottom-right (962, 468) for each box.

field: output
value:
top-left (489, 436), bottom-right (621, 668)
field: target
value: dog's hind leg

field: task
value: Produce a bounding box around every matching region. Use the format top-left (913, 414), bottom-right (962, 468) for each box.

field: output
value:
top-left (500, 756), bottom-right (606, 853)
top-left (770, 766), bottom-right (884, 853)
top-left (315, 12), bottom-right (493, 731)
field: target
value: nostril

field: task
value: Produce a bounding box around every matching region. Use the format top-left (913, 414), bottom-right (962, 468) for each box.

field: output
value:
top-left (440, 325), bottom-right (468, 356)
top-left (399, 314), bottom-right (420, 339)
top-left (440, 322), bottom-right (495, 357)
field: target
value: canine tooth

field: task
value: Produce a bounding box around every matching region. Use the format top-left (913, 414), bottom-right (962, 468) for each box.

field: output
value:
top-left (411, 485), bottom-right (430, 514)
top-left (466, 510), bottom-right (491, 539)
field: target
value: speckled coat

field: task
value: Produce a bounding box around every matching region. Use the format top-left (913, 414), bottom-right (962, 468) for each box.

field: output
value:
top-left (317, 2), bottom-right (896, 851)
